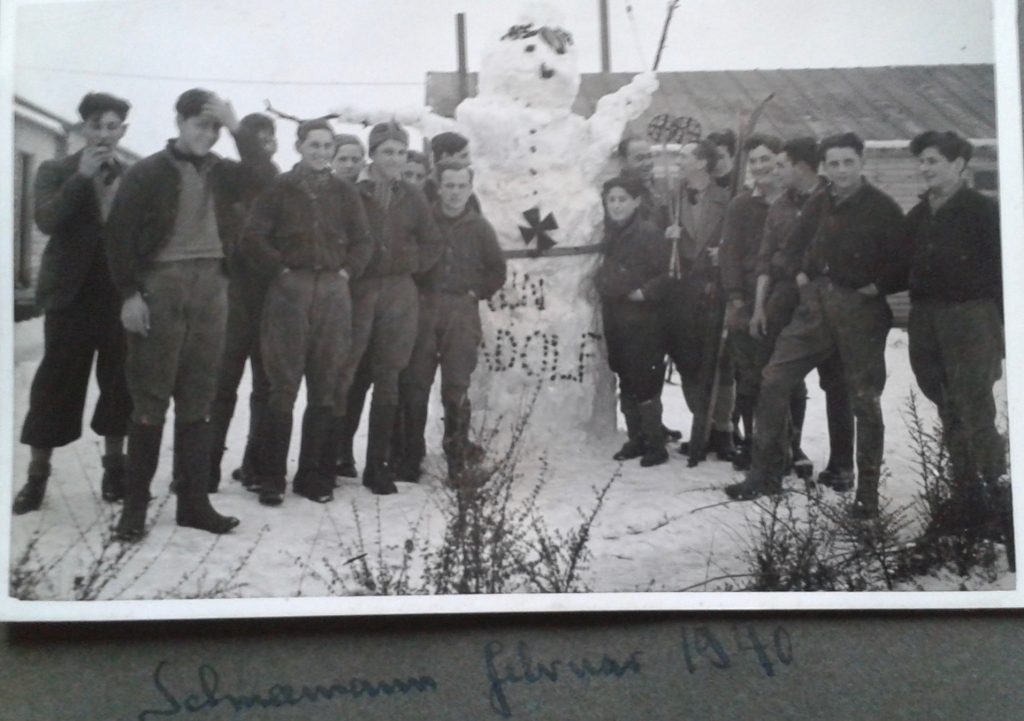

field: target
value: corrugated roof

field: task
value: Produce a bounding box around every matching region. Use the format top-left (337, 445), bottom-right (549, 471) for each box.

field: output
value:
top-left (426, 64), bottom-right (995, 141)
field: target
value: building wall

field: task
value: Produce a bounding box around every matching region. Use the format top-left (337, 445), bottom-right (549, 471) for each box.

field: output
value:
top-left (13, 114), bottom-right (65, 320)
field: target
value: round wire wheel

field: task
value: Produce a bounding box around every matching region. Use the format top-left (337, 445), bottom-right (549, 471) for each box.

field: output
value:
top-left (669, 115), bottom-right (702, 145)
top-left (647, 113), bottom-right (672, 143)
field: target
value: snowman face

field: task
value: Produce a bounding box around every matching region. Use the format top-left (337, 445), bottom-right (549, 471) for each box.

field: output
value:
top-left (479, 22), bottom-right (580, 111)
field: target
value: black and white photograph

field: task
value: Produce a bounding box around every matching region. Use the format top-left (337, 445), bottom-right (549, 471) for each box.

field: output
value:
top-left (1, 0), bottom-right (1021, 619)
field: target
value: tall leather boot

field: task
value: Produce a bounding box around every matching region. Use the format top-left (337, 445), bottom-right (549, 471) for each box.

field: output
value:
top-left (395, 394), bottom-right (429, 483)
top-left (732, 393), bottom-right (755, 471)
top-left (12, 459), bottom-right (51, 515)
top-left (175, 421), bottom-right (240, 534)
top-left (207, 396), bottom-right (235, 493)
top-left (442, 399), bottom-right (466, 482)
top-left (234, 399), bottom-right (264, 485)
top-left (294, 405), bottom-right (334, 503)
top-left (638, 398), bottom-right (669, 467)
top-left (363, 401), bottom-right (398, 495)
top-left (294, 404), bottom-right (320, 491)
top-left (789, 391), bottom-right (813, 480)
top-left (614, 395), bottom-right (644, 461)
top-left (256, 409), bottom-right (292, 506)
top-left (460, 398), bottom-right (484, 464)
top-left (825, 386), bottom-right (855, 478)
top-left (114, 423), bottom-right (163, 542)
top-left (101, 451), bottom-right (126, 502)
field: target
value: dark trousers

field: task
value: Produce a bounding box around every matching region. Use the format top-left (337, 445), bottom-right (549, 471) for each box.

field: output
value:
top-left (335, 275), bottom-right (419, 410)
top-left (603, 300), bottom-right (665, 403)
top-left (21, 295), bottom-right (132, 448)
top-left (209, 268), bottom-right (271, 460)
top-left (753, 278), bottom-right (889, 481)
top-left (661, 277), bottom-right (735, 431)
top-left (909, 298), bottom-right (1005, 482)
top-left (403, 291), bottom-right (483, 406)
top-left (125, 259), bottom-right (227, 425)
top-left (261, 270), bottom-right (352, 413)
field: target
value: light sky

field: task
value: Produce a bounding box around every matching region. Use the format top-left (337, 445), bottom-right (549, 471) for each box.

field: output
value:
top-left (14, 0), bottom-right (996, 166)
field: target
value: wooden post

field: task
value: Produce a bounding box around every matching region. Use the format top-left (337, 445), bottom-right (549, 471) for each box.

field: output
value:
top-left (457, 12), bottom-right (469, 103)
top-left (599, 0), bottom-right (611, 72)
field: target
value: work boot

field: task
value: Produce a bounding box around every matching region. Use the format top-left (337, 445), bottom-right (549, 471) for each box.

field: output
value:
top-left (174, 421), bottom-right (240, 534)
top-left (335, 411), bottom-right (360, 479)
top-left (256, 409), bottom-right (292, 506)
top-left (791, 447), bottom-right (814, 481)
top-left (100, 453), bottom-right (126, 502)
top-left (709, 429), bottom-right (736, 462)
top-left (442, 399), bottom-right (468, 482)
top-left (638, 398), bottom-right (668, 467)
top-left (732, 441), bottom-right (751, 471)
top-left (394, 396), bottom-right (428, 483)
top-left (114, 423), bottom-right (163, 542)
top-left (724, 469), bottom-right (782, 501)
top-left (850, 475), bottom-right (880, 520)
top-left (12, 460), bottom-right (51, 515)
top-left (817, 463), bottom-right (855, 492)
top-left (613, 395), bottom-right (645, 461)
top-left (232, 401), bottom-right (264, 486)
top-left (363, 401), bottom-right (398, 495)
top-left (664, 424), bottom-right (683, 442)
top-left (293, 406), bottom-right (334, 503)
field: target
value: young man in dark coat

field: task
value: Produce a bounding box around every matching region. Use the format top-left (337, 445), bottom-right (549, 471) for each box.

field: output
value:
top-left (243, 120), bottom-right (374, 505)
top-left (750, 138), bottom-right (854, 488)
top-left (718, 134), bottom-right (786, 471)
top-left (13, 92), bottom-right (134, 515)
top-left (105, 88), bottom-right (276, 541)
top-left (207, 112), bottom-right (279, 489)
top-left (595, 176), bottom-right (671, 467)
top-left (904, 131), bottom-right (1005, 531)
top-left (326, 121), bottom-right (442, 495)
top-left (654, 139), bottom-right (735, 459)
top-left (727, 133), bottom-right (906, 519)
top-left (396, 160), bottom-right (506, 481)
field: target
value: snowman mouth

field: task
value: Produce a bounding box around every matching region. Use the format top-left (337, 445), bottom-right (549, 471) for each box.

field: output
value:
top-left (540, 63), bottom-right (555, 79)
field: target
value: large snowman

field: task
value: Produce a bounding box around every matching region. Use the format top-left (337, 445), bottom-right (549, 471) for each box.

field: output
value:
top-left (456, 2), bottom-right (658, 442)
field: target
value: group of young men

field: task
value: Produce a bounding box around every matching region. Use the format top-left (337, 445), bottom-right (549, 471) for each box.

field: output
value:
top-left (13, 89), bottom-right (506, 543)
top-left (11, 86), bottom-right (1006, 544)
top-left (616, 125), bottom-right (1004, 525)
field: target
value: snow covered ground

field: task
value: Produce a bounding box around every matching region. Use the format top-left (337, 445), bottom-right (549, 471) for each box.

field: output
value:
top-left (7, 317), bottom-right (1015, 600)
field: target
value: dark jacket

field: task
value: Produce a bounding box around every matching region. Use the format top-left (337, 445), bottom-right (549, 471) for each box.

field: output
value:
top-left (420, 204), bottom-right (506, 299)
top-left (903, 186), bottom-right (1001, 303)
top-left (594, 214), bottom-right (669, 302)
top-left (802, 180), bottom-right (907, 294)
top-left (33, 151), bottom-right (120, 312)
top-left (105, 128), bottom-right (276, 299)
top-left (643, 181), bottom-right (730, 301)
top-left (356, 173), bottom-right (443, 278)
top-left (719, 188), bottom-right (771, 301)
top-left (242, 165), bottom-right (374, 278)
top-left (756, 179), bottom-right (825, 282)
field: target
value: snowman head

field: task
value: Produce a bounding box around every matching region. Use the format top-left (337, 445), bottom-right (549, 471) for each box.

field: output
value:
top-left (478, 2), bottom-right (580, 111)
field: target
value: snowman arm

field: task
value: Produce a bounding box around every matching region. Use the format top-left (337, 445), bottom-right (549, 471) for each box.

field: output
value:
top-left (582, 71), bottom-right (660, 179)
top-left (332, 104), bottom-right (459, 140)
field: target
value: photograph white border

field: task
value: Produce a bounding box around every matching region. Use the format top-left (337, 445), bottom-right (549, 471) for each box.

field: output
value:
top-left (1, 0), bottom-right (1021, 622)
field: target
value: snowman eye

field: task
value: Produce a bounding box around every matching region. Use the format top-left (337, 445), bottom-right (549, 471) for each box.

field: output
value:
top-left (525, 44), bottom-right (536, 52)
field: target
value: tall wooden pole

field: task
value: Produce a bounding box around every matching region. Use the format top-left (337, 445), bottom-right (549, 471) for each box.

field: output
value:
top-left (456, 13), bottom-right (468, 103)
top-left (599, 0), bottom-right (611, 72)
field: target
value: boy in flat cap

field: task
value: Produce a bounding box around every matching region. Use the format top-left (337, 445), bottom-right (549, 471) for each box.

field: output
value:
top-left (105, 88), bottom-right (275, 541)
top-left (14, 92), bottom-right (134, 515)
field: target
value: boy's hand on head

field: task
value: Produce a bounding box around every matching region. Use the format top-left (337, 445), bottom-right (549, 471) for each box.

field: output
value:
top-left (121, 293), bottom-right (150, 336)
top-left (204, 96), bottom-right (239, 133)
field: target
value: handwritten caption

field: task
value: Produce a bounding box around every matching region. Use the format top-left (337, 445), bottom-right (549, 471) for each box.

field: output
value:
top-left (137, 623), bottom-right (792, 720)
